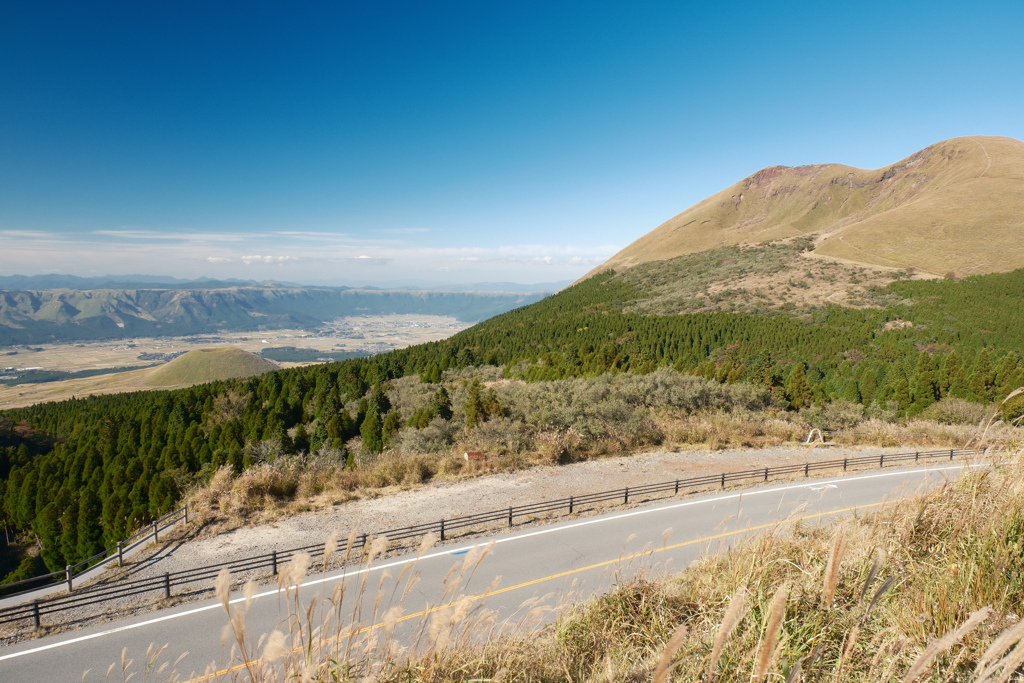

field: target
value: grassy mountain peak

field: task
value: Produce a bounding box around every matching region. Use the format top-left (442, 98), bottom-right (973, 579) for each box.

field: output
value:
top-left (589, 135), bottom-right (1024, 279)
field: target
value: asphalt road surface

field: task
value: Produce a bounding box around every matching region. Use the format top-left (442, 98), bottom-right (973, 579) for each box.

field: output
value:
top-left (0, 463), bottom-right (975, 682)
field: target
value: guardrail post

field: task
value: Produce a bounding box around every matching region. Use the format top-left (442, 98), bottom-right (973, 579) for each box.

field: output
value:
top-left (5, 444), bottom-right (964, 623)
top-left (183, 505), bottom-right (188, 525)
top-left (271, 550), bottom-right (278, 576)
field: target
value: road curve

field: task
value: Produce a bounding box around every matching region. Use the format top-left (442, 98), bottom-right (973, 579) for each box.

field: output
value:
top-left (0, 463), bottom-right (976, 681)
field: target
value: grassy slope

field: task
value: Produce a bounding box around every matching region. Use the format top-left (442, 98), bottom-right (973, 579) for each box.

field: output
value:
top-left (160, 449), bottom-right (1024, 682)
top-left (0, 347), bottom-right (279, 408)
top-left (144, 347), bottom-right (279, 386)
top-left (816, 137), bottom-right (1024, 276)
top-left (589, 135), bottom-right (1024, 279)
top-left (461, 452), bottom-right (1024, 681)
top-left (613, 238), bottom-right (907, 316)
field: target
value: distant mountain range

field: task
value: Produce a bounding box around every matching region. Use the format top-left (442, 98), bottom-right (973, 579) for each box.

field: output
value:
top-left (0, 274), bottom-right (265, 290)
top-left (0, 286), bottom-right (549, 345)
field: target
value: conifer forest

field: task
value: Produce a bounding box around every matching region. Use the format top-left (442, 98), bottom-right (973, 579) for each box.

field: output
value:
top-left (2, 262), bottom-right (1024, 580)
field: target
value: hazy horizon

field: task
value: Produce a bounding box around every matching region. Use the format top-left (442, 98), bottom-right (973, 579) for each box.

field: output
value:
top-left (0, 271), bottom-right (572, 291)
top-left (3, 1), bottom-right (1022, 285)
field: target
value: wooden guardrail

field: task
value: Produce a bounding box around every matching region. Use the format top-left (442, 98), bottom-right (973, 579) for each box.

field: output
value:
top-left (0, 506), bottom-right (187, 599)
top-left (0, 448), bottom-right (990, 627)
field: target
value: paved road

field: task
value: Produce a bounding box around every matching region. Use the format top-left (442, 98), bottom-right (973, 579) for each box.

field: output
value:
top-left (0, 464), bottom-right (974, 682)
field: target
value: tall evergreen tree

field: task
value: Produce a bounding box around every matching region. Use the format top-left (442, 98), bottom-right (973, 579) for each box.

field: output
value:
top-left (360, 408), bottom-right (383, 454)
top-left (891, 376), bottom-right (912, 415)
top-left (994, 351), bottom-right (1023, 400)
top-left (969, 349), bottom-right (996, 402)
top-left (464, 380), bottom-right (486, 429)
top-left (430, 387), bottom-right (453, 421)
top-left (382, 411), bottom-right (402, 448)
top-left (840, 378), bottom-right (862, 404)
top-left (784, 364), bottom-right (812, 410)
top-left (910, 353), bottom-right (938, 414)
top-left (938, 351), bottom-right (960, 397)
top-left (76, 489), bottom-right (104, 559)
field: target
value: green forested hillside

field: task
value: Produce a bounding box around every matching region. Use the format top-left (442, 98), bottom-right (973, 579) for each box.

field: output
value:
top-left (2, 264), bottom-right (1024, 576)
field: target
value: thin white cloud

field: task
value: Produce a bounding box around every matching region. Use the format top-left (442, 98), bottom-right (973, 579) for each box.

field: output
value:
top-left (92, 230), bottom-right (246, 242)
top-left (272, 231), bottom-right (352, 241)
top-left (0, 229), bottom-right (618, 285)
top-left (0, 229), bottom-right (54, 239)
top-left (347, 255), bottom-right (390, 265)
top-left (240, 255), bottom-right (297, 265)
top-left (93, 230), bottom-right (174, 239)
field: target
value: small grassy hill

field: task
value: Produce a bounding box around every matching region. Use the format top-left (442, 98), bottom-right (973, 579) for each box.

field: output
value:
top-left (0, 347), bottom-right (279, 409)
top-left (590, 135), bottom-right (1024, 279)
top-left (142, 347), bottom-right (279, 387)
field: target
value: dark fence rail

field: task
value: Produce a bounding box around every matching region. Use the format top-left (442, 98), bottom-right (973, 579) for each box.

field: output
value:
top-left (0, 506), bottom-right (187, 599)
top-left (0, 447), bottom-right (989, 627)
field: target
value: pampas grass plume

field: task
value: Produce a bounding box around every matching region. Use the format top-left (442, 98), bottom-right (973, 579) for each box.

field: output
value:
top-left (707, 585), bottom-right (750, 679)
top-left (751, 582), bottom-right (789, 683)
top-left (653, 623), bottom-right (688, 683)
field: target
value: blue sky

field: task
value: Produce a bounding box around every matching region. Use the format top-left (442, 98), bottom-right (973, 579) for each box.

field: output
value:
top-left (2, 1), bottom-right (1022, 286)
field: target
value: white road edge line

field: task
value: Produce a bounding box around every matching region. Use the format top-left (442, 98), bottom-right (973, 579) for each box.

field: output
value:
top-left (0, 463), bottom-right (980, 662)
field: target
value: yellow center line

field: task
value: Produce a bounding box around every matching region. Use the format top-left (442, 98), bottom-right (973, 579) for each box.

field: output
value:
top-left (181, 497), bottom-right (905, 682)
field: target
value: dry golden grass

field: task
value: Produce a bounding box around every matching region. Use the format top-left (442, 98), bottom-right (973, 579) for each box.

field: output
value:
top-left (619, 238), bottom-right (909, 318)
top-left (584, 135), bottom-right (1024, 281)
top-left (0, 347), bottom-right (280, 409)
top-left (128, 444), bottom-right (1024, 682)
top-left (183, 410), bottom-right (991, 533)
top-left (144, 348), bottom-right (278, 386)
